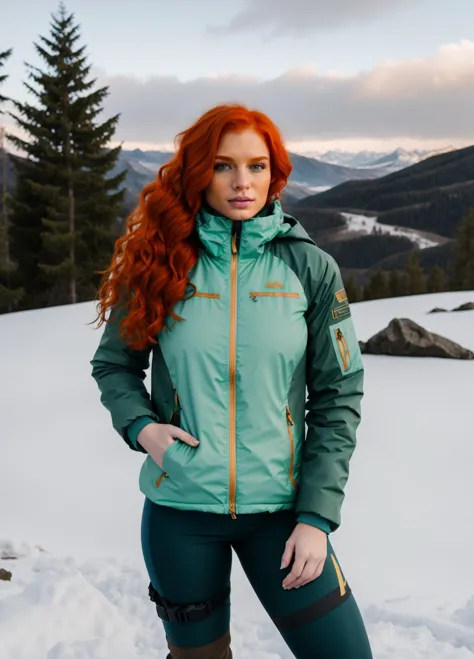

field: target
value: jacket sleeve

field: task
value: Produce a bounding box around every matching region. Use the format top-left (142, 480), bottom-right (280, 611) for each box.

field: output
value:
top-left (297, 512), bottom-right (332, 535)
top-left (295, 255), bottom-right (364, 531)
top-left (90, 305), bottom-right (160, 452)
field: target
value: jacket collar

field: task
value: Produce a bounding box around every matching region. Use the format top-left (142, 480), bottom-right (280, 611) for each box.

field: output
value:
top-left (195, 201), bottom-right (291, 261)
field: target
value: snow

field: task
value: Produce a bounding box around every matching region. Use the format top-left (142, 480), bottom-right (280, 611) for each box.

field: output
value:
top-left (295, 146), bottom-right (456, 174)
top-left (341, 212), bottom-right (441, 249)
top-left (1, 290), bottom-right (473, 658)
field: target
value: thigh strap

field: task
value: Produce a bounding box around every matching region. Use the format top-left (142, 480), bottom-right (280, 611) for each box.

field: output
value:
top-left (148, 582), bottom-right (231, 624)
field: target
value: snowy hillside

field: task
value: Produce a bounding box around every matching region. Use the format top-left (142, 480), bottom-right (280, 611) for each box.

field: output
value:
top-left (1, 291), bottom-right (473, 658)
top-left (341, 212), bottom-right (443, 249)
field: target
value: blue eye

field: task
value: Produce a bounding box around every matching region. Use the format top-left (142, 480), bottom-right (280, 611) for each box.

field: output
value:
top-left (214, 162), bottom-right (230, 171)
top-left (250, 163), bottom-right (266, 171)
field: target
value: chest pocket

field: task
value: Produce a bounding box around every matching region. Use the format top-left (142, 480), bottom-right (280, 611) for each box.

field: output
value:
top-left (249, 291), bottom-right (300, 302)
top-left (193, 292), bottom-right (221, 299)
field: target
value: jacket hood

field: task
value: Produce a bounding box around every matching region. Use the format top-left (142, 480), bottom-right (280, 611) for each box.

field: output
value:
top-left (279, 211), bottom-right (316, 247)
top-left (195, 201), bottom-right (314, 260)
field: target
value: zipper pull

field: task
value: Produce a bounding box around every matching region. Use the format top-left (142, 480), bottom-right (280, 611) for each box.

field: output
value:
top-left (231, 221), bottom-right (242, 254)
top-left (170, 389), bottom-right (181, 424)
top-left (286, 407), bottom-right (295, 426)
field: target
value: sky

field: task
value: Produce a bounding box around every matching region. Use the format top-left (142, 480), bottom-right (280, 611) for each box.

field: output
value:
top-left (1, 0), bottom-right (474, 154)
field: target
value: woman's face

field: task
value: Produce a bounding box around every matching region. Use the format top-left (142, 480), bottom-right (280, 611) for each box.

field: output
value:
top-left (205, 128), bottom-right (272, 221)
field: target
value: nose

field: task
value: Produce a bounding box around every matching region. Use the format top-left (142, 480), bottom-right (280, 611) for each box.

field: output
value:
top-left (232, 166), bottom-right (251, 191)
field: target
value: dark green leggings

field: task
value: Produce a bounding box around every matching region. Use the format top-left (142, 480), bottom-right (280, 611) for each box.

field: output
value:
top-left (141, 498), bottom-right (373, 658)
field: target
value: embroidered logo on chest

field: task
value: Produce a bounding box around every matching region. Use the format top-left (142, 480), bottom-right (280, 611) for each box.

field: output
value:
top-left (265, 280), bottom-right (284, 289)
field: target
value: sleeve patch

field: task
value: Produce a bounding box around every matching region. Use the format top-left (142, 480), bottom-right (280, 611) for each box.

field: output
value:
top-left (331, 303), bottom-right (351, 320)
top-left (335, 288), bottom-right (348, 303)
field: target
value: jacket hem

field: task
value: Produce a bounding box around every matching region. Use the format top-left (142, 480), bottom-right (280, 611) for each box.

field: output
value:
top-left (142, 494), bottom-right (296, 515)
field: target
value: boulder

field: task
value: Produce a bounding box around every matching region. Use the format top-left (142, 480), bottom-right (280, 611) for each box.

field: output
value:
top-left (0, 568), bottom-right (12, 581)
top-left (428, 307), bottom-right (448, 314)
top-left (359, 318), bottom-right (474, 359)
top-left (452, 302), bottom-right (474, 312)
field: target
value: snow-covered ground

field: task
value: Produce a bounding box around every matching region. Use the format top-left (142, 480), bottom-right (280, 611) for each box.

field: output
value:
top-left (341, 212), bottom-right (441, 249)
top-left (1, 290), bottom-right (473, 658)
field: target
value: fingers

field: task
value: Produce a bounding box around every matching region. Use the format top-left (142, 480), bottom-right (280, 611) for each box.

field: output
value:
top-left (169, 425), bottom-right (199, 447)
top-left (280, 538), bottom-right (295, 570)
top-left (282, 556), bottom-right (306, 589)
top-left (293, 558), bottom-right (325, 589)
top-left (282, 556), bottom-right (326, 590)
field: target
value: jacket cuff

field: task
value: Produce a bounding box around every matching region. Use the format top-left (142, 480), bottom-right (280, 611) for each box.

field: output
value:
top-left (127, 416), bottom-right (157, 449)
top-left (297, 512), bottom-right (332, 535)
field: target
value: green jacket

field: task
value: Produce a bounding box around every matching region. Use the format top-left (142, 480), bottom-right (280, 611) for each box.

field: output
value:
top-left (90, 201), bottom-right (364, 532)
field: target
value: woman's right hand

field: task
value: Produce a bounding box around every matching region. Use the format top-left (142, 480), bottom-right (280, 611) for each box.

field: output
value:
top-left (137, 423), bottom-right (199, 470)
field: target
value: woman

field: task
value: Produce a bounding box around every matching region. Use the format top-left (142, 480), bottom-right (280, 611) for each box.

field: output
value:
top-left (90, 104), bottom-right (373, 659)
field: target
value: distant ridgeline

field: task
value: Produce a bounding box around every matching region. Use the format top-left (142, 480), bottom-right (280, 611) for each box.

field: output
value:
top-left (1, 142), bottom-right (473, 312)
top-left (292, 144), bottom-right (474, 238)
top-left (285, 145), bottom-right (474, 303)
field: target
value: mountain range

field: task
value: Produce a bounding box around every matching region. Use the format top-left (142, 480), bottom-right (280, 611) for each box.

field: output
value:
top-left (114, 148), bottom-right (393, 210)
top-left (287, 144), bottom-right (474, 284)
top-left (114, 146), bottom-right (458, 210)
top-left (3, 142), bottom-right (470, 287)
top-left (302, 146), bottom-right (457, 173)
top-left (3, 145), bottom-right (453, 212)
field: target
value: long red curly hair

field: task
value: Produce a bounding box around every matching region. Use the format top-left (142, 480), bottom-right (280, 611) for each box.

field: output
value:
top-left (93, 103), bottom-right (293, 350)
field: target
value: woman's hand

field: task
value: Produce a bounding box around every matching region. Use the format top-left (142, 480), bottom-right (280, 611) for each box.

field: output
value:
top-left (137, 423), bottom-right (199, 469)
top-left (281, 522), bottom-right (327, 590)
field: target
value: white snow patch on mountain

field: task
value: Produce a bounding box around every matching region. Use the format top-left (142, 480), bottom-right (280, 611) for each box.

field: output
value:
top-left (341, 212), bottom-right (441, 248)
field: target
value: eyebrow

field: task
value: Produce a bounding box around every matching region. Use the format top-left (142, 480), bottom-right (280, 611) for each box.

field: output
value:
top-left (215, 155), bottom-right (270, 163)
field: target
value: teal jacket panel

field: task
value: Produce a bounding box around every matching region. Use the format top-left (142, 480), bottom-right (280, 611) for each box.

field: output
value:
top-left (90, 201), bottom-right (364, 531)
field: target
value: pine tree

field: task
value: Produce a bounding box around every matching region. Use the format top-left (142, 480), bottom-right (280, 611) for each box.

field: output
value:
top-left (8, 4), bottom-right (126, 308)
top-left (344, 275), bottom-right (361, 303)
top-left (0, 48), bottom-right (24, 312)
top-left (363, 270), bottom-right (389, 301)
top-left (426, 265), bottom-right (446, 293)
top-left (405, 251), bottom-right (426, 295)
top-left (449, 208), bottom-right (474, 291)
top-left (0, 49), bottom-right (12, 106)
top-left (388, 269), bottom-right (407, 298)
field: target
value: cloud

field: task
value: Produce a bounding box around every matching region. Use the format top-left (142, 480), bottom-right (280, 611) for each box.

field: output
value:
top-left (100, 41), bottom-right (474, 148)
top-left (207, 0), bottom-right (422, 37)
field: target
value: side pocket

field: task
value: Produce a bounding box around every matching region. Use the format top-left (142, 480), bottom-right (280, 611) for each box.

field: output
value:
top-left (155, 389), bottom-right (181, 487)
top-left (155, 472), bottom-right (168, 488)
top-left (286, 407), bottom-right (298, 491)
top-left (329, 317), bottom-right (363, 376)
top-left (169, 389), bottom-right (181, 427)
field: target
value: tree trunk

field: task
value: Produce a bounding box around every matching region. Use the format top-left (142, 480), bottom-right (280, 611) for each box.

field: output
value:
top-left (0, 126), bottom-right (12, 311)
top-left (65, 124), bottom-right (76, 304)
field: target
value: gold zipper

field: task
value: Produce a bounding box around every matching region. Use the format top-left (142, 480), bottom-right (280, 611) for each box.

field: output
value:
top-left (335, 328), bottom-right (351, 371)
top-left (250, 292), bottom-right (300, 302)
top-left (286, 407), bottom-right (298, 490)
top-left (156, 389), bottom-right (181, 486)
top-left (173, 389), bottom-right (180, 414)
top-left (229, 232), bottom-right (238, 519)
top-left (155, 472), bottom-right (168, 488)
